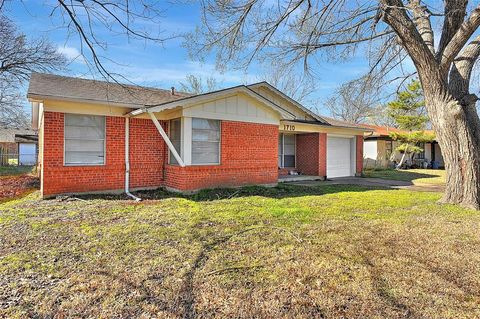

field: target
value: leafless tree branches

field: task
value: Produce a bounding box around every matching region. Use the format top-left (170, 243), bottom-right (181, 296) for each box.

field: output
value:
top-left (1, 0), bottom-right (174, 82)
top-left (179, 74), bottom-right (220, 94)
top-left (0, 16), bottom-right (65, 128)
top-left (326, 76), bottom-right (381, 124)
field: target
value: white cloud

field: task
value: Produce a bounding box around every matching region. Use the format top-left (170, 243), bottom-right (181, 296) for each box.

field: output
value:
top-left (57, 46), bottom-right (81, 61)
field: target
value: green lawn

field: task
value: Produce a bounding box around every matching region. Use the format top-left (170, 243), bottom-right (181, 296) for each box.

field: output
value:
top-left (1, 184), bottom-right (479, 318)
top-left (0, 165), bottom-right (34, 177)
top-left (364, 168), bottom-right (446, 185)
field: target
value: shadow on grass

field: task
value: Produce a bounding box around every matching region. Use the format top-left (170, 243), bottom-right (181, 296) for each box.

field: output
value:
top-left (364, 168), bottom-right (443, 183)
top-left (76, 183), bottom-right (391, 202)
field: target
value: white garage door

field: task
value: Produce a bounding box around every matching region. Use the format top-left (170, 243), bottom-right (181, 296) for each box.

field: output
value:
top-left (327, 136), bottom-right (353, 178)
top-left (19, 143), bottom-right (36, 165)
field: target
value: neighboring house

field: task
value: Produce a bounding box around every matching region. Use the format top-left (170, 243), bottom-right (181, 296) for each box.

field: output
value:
top-left (0, 128), bottom-right (38, 166)
top-left (362, 124), bottom-right (444, 169)
top-left (27, 73), bottom-right (370, 198)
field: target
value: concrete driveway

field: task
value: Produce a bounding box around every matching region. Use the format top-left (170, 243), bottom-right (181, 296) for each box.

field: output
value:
top-left (287, 176), bottom-right (445, 192)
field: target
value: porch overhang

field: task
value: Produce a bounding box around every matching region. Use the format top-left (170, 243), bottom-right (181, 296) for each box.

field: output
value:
top-left (280, 119), bottom-right (373, 135)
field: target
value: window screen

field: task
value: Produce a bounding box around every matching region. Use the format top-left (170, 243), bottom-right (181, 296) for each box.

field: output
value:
top-left (283, 134), bottom-right (296, 167)
top-left (169, 118), bottom-right (182, 165)
top-left (278, 133), bottom-right (296, 168)
top-left (278, 135), bottom-right (283, 166)
top-left (64, 114), bottom-right (105, 165)
top-left (192, 118), bottom-right (220, 164)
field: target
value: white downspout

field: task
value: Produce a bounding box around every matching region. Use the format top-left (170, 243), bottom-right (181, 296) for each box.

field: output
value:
top-left (125, 117), bottom-right (141, 201)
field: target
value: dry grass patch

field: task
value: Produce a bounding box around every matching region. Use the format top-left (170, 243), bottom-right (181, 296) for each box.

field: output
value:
top-left (0, 184), bottom-right (479, 318)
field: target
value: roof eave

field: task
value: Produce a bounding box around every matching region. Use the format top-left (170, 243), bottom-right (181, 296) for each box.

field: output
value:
top-left (26, 93), bottom-right (143, 109)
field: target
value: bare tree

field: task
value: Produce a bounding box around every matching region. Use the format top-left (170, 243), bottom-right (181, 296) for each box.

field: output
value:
top-left (190, 0), bottom-right (480, 209)
top-left (179, 74), bottom-right (219, 94)
top-left (257, 63), bottom-right (317, 105)
top-left (1, 0), bottom-right (172, 82)
top-left (0, 16), bottom-right (65, 128)
top-left (0, 82), bottom-right (29, 128)
top-left (326, 77), bottom-right (380, 124)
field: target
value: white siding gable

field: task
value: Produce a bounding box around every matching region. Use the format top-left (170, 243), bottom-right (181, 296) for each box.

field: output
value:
top-left (182, 93), bottom-right (280, 125)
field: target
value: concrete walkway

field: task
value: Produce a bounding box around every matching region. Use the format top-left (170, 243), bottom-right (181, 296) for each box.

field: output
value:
top-left (286, 176), bottom-right (444, 192)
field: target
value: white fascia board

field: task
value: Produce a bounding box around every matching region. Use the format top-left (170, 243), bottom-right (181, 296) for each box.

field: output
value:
top-left (27, 93), bottom-right (143, 109)
top-left (281, 120), bottom-right (372, 133)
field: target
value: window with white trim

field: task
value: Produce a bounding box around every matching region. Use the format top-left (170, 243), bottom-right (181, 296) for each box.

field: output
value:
top-left (278, 133), bottom-right (295, 168)
top-left (64, 114), bottom-right (105, 165)
top-left (192, 118), bottom-right (220, 165)
top-left (169, 118), bottom-right (182, 165)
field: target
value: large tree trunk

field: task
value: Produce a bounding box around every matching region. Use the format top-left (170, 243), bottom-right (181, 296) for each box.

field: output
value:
top-left (423, 90), bottom-right (480, 209)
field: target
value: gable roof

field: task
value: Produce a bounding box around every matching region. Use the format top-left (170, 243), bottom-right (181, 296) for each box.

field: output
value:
top-left (27, 73), bottom-right (191, 107)
top-left (27, 73), bottom-right (372, 132)
top-left (247, 82), bottom-right (328, 123)
top-left (131, 85), bottom-right (297, 120)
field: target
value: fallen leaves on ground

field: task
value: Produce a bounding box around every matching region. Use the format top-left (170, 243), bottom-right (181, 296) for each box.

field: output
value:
top-left (0, 175), bottom-right (39, 201)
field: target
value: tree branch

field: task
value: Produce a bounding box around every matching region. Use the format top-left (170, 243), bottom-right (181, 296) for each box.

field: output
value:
top-left (439, 4), bottom-right (480, 73)
top-left (449, 35), bottom-right (480, 99)
top-left (409, 0), bottom-right (434, 55)
top-left (380, 0), bottom-right (435, 70)
top-left (437, 0), bottom-right (468, 58)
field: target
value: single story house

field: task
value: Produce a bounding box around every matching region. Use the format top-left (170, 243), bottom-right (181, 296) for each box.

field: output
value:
top-left (27, 73), bottom-right (370, 198)
top-left (362, 124), bottom-right (444, 169)
top-left (0, 128), bottom-right (38, 166)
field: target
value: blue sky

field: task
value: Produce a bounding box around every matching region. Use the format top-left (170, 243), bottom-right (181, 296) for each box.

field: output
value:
top-left (5, 1), bottom-right (389, 116)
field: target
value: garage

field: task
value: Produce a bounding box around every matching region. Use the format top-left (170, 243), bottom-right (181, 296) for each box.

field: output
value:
top-left (327, 136), bottom-right (354, 178)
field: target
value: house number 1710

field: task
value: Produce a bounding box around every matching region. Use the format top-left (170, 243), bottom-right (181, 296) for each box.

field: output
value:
top-left (283, 124), bottom-right (295, 131)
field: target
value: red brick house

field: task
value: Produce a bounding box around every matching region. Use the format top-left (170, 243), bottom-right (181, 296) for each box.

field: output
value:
top-left (28, 73), bottom-right (370, 198)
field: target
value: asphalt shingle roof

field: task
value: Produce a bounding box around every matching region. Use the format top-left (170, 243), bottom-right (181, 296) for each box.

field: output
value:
top-left (27, 73), bottom-right (191, 108)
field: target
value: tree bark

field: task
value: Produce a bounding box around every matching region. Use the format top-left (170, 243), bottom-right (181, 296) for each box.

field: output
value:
top-left (421, 87), bottom-right (480, 209)
top-left (382, 0), bottom-right (480, 209)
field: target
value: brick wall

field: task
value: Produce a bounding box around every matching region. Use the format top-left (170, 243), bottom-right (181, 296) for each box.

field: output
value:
top-left (295, 133), bottom-right (327, 177)
top-left (41, 113), bottom-right (278, 196)
top-left (42, 112), bottom-right (167, 197)
top-left (41, 112), bottom-right (363, 196)
top-left (164, 121), bottom-right (278, 191)
top-left (42, 112), bottom-right (125, 196)
top-left (356, 135), bottom-right (364, 175)
top-left (128, 118), bottom-right (167, 189)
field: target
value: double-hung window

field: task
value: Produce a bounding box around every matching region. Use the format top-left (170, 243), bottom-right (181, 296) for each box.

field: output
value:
top-left (64, 114), bottom-right (105, 165)
top-left (192, 118), bottom-right (220, 165)
top-left (168, 117), bottom-right (221, 165)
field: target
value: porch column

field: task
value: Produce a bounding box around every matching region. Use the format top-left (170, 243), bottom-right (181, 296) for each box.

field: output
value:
top-left (295, 132), bottom-right (327, 179)
top-left (355, 135), bottom-right (364, 176)
top-left (318, 133), bottom-right (327, 178)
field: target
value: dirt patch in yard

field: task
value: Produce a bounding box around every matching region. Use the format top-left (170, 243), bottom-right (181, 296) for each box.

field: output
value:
top-left (0, 174), bottom-right (39, 202)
